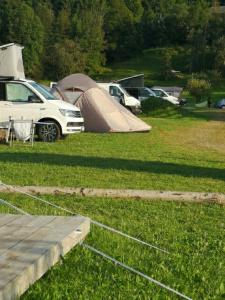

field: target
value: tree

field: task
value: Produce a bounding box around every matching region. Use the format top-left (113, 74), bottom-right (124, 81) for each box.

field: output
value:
top-left (34, 1), bottom-right (55, 77)
top-left (72, 0), bottom-right (107, 74)
top-left (0, 0), bottom-right (44, 78)
top-left (46, 39), bottom-right (86, 80)
top-left (104, 0), bottom-right (144, 61)
top-left (161, 48), bottom-right (178, 80)
top-left (187, 0), bottom-right (212, 72)
top-left (54, 8), bottom-right (72, 42)
top-left (214, 36), bottom-right (225, 75)
top-left (187, 78), bottom-right (211, 102)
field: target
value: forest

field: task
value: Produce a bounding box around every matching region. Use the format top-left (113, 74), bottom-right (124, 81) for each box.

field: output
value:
top-left (0, 0), bottom-right (225, 80)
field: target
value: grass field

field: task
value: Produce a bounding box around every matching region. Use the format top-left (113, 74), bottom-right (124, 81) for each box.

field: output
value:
top-left (0, 110), bottom-right (224, 298)
top-left (0, 47), bottom-right (225, 299)
top-left (0, 193), bottom-right (224, 299)
top-left (0, 110), bottom-right (224, 193)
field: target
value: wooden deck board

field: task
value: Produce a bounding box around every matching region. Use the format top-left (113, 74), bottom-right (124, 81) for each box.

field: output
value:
top-left (0, 214), bottom-right (90, 300)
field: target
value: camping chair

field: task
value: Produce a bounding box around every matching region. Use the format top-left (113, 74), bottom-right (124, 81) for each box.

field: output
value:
top-left (9, 119), bottom-right (35, 146)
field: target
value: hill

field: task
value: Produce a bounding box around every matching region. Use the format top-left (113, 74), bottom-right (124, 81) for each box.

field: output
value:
top-left (94, 47), bottom-right (225, 106)
top-left (94, 48), bottom-right (188, 86)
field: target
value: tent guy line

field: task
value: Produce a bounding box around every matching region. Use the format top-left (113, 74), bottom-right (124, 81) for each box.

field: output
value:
top-left (0, 181), bottom-right (169, 254)
top-left (82, 243), bottom-right (192, 300)
top-left (0, 195), bottom-right (192, 300)
top-left (0, 197), bottom-right (29, 215)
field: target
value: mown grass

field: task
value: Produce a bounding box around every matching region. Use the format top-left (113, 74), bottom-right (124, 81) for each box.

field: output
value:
top-left (0, 112), bottom-right (224, 193)
top-left (1, 47), bottom-right (224, 299)
top-left (0, 193), bottom-right (224, 299)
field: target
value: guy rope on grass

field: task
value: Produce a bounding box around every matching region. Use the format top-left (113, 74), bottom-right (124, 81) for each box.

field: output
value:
top-left (0, 181), bottom-right (169, 254)
top-left (0, 195), bottom-right (192, 300)
top-left (0, 197), bottom-right (29, 215)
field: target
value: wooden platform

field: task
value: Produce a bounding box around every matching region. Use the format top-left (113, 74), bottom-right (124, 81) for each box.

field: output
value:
top-left (0, 214), bottom-right (90, 300)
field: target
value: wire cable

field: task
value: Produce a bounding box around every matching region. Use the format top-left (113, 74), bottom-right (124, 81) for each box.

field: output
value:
top-left (0, 197), bottom-right (29, 215)
top-left (0, 181), bottom-right (169, 254)
top-left (82, 243), bottom-right (192, 300)
top-left (0, 196), bottom-right (191, 299)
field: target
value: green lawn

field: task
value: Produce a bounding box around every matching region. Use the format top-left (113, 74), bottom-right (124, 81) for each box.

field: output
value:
top-left (0, 110), bottom-right (224, 299)
top-left (0, 193), bottom-right (224, 299)
top-left (1, 47), bottom-right (225, 299)
top-left (0, 111), bottom-right (224, 193)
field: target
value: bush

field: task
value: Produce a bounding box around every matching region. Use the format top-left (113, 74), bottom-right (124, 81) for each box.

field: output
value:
top-left (187, 78), bottom-right (211, 103)
top-left (141, 97), bottom-right (181, 118)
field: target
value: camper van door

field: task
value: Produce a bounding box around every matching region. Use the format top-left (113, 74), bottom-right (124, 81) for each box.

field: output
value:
top-left (0, 82), bottom-right (42, 122)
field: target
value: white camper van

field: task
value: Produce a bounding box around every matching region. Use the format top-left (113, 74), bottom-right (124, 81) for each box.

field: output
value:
top-left (97, 82), bottom-right (141, 113)
top-left (0, 78), bottom-right (84, 141)
top-left (0, 44), bottom-right (84, 141)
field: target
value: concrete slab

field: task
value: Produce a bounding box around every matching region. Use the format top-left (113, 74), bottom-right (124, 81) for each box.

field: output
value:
top-left (0, 214), bottom-right (90, 300)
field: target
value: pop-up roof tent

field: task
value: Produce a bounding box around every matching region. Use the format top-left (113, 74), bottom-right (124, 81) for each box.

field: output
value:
top-left (0, 43), bottom-right (25, 79)
top-left (53, 74), bottom-right (151, 133)
top-left (117, 74), bottom-right (144, 88)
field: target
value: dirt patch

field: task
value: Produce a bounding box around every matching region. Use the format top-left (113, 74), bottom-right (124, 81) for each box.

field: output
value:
top-left (164, 120), bottom-right (225, 154)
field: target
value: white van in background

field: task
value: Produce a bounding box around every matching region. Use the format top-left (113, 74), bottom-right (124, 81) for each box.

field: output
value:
top-left (97, 82), bottom-right (141, 113)
top-left (0, 78), bottom-right (84, 141)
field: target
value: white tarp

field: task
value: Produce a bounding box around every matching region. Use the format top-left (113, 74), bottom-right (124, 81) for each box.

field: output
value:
top-left (13, 121), bottom-right (33, 141)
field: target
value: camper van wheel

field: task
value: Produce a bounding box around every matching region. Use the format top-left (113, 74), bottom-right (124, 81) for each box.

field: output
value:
top-left (37, 121), bottom-right (61, 142)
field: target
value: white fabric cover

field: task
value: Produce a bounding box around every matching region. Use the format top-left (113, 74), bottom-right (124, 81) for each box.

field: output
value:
top-left (13, 121), bottom-right (33, 141)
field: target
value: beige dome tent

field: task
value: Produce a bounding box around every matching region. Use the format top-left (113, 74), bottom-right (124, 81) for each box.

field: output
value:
top-left (53, 74), bottom-right (151, 133)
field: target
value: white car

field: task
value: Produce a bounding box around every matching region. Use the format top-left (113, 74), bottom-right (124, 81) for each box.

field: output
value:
top-left (98, 82), bottom-right (141, 113)
top-left (0, 78), bottom-right (84, 141)
top-left (152, 88), bottom-right (180, 105)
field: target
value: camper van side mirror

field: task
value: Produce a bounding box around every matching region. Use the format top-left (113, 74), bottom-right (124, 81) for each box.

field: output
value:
top-left (28, 95), bottom-right (42, 103)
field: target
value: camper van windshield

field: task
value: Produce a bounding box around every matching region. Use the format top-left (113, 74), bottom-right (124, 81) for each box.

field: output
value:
top-left (30, 82), bottom-right (57, 100)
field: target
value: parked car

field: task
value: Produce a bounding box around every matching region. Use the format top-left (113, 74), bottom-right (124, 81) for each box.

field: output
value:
top-left (214, 99), bottom-right (225, 109)
top-left (124, 87), bottom-right (156, 101)
top-left (97, 82), bottom-right (141, 113)
top-left (151, 88), bottom-right (180, 105)
top-left (50, 82), bottom-right (57, 89)
top-left (0, 78), bottom-right (84, 141)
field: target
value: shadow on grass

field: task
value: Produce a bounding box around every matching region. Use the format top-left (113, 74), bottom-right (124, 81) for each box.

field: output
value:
top-left (142, 106), bottom-right (225, 121)
top-left (0, 153), bottom-right (224, 181)
top-left (181, 107), bottom-right (225, 121)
